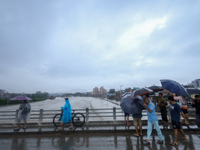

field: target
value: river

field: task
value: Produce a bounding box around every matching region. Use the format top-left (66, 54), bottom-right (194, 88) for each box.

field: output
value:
top-left (0, 97), bottom-right (120, 111)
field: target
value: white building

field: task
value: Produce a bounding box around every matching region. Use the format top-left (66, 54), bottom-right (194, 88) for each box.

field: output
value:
top-left (191, 79), bottom-right (200, 88)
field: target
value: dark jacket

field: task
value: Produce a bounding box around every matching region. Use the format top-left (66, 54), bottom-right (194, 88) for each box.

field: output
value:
top-left (192, 100), bottom-right (200, 114)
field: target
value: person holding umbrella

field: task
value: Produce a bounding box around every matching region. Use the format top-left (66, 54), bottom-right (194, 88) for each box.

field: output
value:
top-left (143, 94), bottom-right (164, 144)
top-left (15, 100), bottom-right (31, 130)
top-left (120, 92), bottom-right (145, 127)
top-left (132, 111), bottom-right (143, 137)
top-left (123, 89), bottom-right (134, 126)
top-left (168, 95), bottom-right (188, 146)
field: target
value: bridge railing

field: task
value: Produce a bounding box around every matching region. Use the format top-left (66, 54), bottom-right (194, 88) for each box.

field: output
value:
top-left (0, 107), bottom-right (196, 126)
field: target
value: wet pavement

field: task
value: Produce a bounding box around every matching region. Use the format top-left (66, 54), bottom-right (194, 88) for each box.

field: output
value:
top-left (0, 124), bottom-right (200, 150)
top-left (0, 130), bottom-right (200, 150)
top-left (0, 123), bottom-right (198, 135)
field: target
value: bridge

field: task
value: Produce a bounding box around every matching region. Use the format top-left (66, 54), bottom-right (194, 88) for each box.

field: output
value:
top-left (0, 106), bottom-right (199, 149)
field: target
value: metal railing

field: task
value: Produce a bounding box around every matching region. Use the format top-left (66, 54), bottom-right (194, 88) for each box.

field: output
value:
top-left (0, 107), bottom-right (196, 126)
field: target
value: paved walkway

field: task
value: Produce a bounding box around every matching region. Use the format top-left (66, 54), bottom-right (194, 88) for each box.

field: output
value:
top-left (0, 128), bottom-right (200, 150)
top-left (0, 123), bottom-right (199, 135)
top-left (0, 124), bottom-right (200, 150)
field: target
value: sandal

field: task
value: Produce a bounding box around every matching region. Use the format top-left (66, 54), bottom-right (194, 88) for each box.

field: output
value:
top-left (157, 140), bottom-right (163, 144)
top-left (143, 140), bottom-right (150, 144)
top-left (139, 134), bottom-right (143, 136)
top-left (134, 134), bottom-right (139, 137)
top-left (170, 142), bottom-right (178, 146)
top-left (182, 138), bottom-right (188, 143)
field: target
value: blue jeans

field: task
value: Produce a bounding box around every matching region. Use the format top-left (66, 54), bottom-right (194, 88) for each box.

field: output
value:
top-left (147, 121), bottom-right (164, 140)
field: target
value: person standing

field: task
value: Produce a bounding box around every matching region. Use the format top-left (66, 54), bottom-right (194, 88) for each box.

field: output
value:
top-left (143, 96), bottom-right (164, 144)
top-left (123, 89), bottom-right (134, 126)
top-left (168, 95), bottom-right (188, 146)
top-left (192, 95), bottom-right (200, 133)
top-left (124, 112), bottom-right (130, 126)
top-left (157, 93), bottom-right (168, 126)
top-left (60, 98), bottom-right (73, 129)
top-left (178, 95), bottom-right (189, 123)
top-left (15, 100), bottom-right (31, 130)
top-left (132, 112), bottom-right (143, 137)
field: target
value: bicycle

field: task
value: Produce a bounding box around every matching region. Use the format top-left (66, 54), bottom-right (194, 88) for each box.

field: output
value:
top-left (53, 110), bottom-right (85, 127)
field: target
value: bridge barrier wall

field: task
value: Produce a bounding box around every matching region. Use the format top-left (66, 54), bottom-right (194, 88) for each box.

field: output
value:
top-left (0, 107), bottom-right (196, 127)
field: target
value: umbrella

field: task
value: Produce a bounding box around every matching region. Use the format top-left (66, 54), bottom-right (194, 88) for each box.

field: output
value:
top-left (122, 92), bottom-right (131, 97)
top-left (11, 96), bottom-right (31, 101)
top-left (160, 79), bottom-right (190, 98)
top-left (186, 88), bottom-right (200, 95)
top-left (120, 93), bottom-right (145, 114)
top-left (131, 88), bottom-right (153, 97)
top-left (148, 85), bottom-right (163, 92)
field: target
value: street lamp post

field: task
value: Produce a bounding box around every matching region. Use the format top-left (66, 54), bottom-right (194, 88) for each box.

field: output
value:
top-left (120, 85), bottom-right (123, 99)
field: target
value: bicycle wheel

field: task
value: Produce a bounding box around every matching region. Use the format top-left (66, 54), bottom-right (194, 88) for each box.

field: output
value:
top-left (72, 113), bottom-right (85, 127)
top-left (53, 113), bottom-right (62, 127)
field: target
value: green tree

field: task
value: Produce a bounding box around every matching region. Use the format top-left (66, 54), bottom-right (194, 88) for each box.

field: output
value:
top-left (109, 89), bottom-right (115, 93)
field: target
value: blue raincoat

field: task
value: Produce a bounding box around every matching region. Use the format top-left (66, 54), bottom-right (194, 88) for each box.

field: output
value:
top-left (62, 99), bottom-right (73, 123)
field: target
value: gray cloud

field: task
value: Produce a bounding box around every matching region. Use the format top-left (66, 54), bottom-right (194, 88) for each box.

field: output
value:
top-left (0, 0), bottom-right (200, 93)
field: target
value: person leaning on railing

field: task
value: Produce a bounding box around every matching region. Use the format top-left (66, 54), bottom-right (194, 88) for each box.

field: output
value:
top-left (192, 95), bottom-right (200, 133)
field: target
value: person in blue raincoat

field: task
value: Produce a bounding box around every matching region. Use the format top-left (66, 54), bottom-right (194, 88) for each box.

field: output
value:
top-left (60, 98), bottom-right (73, 129)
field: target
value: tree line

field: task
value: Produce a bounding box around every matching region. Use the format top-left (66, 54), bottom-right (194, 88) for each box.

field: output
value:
top-left (0, 92), bottom-right (49, 106)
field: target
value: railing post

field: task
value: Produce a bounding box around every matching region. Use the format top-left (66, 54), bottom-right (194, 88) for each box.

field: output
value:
top-left (86, 108), bottom-right (89, 124)
top-left (113, 107), bottom-right (116, 122)
top-left (38, 109), bottom-right (43, 126)
top-left (14, 109), bottom-right (19, 125)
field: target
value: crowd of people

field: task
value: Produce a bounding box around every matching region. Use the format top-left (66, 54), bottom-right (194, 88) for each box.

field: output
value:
top-left (124, 92), bottom-right (200, 146)
top-left (14, 92), bottom-right (200, 146)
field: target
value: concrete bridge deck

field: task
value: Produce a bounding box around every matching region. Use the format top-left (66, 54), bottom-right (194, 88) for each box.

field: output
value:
top-left (0, 124), bottom-right (200, 150)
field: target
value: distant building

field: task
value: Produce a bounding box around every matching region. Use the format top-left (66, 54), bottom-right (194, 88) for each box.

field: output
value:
top-left (93, 87), bottom-right (99, 96)
top-left (191, 79), bottom-right (200, 88)
top-left (99, 86), bottom-right (107, 96)
top-left (0, 89), bottom-right (9, 98)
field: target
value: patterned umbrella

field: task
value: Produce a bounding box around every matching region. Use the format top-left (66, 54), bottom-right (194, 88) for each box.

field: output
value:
top-left (131, 88), bottom-right (153, 97)
top-left (160, 79), bottom-right (190, 98)
top-left (10, 96), bottom-right (31, 101)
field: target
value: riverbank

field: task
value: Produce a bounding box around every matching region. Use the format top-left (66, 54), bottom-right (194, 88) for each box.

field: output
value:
top-left (0, 97), bottom-right (49, 106)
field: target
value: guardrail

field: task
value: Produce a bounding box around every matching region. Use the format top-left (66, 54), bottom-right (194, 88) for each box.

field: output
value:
top-left (0, 107), bottom-right (196, 126)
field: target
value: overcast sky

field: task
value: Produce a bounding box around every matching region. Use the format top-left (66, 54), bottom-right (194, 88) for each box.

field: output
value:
top-left (0, 0), bottom-right (200, 93)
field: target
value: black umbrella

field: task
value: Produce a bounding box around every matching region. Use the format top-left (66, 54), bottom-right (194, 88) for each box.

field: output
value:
top-left (120, 94), bottom-right (145, 114)
top-left (131, 88), bottom-right (153, 97)
top-left (148, 85), bottom-right (163, 92)
top-left (160, 79), bottom-right (190, 98)
top-left (186, 88), bottom-right (200, 95)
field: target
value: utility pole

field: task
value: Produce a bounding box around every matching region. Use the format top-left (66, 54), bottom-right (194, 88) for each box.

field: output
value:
top-left (120, 85), bottom-right (123, 99)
